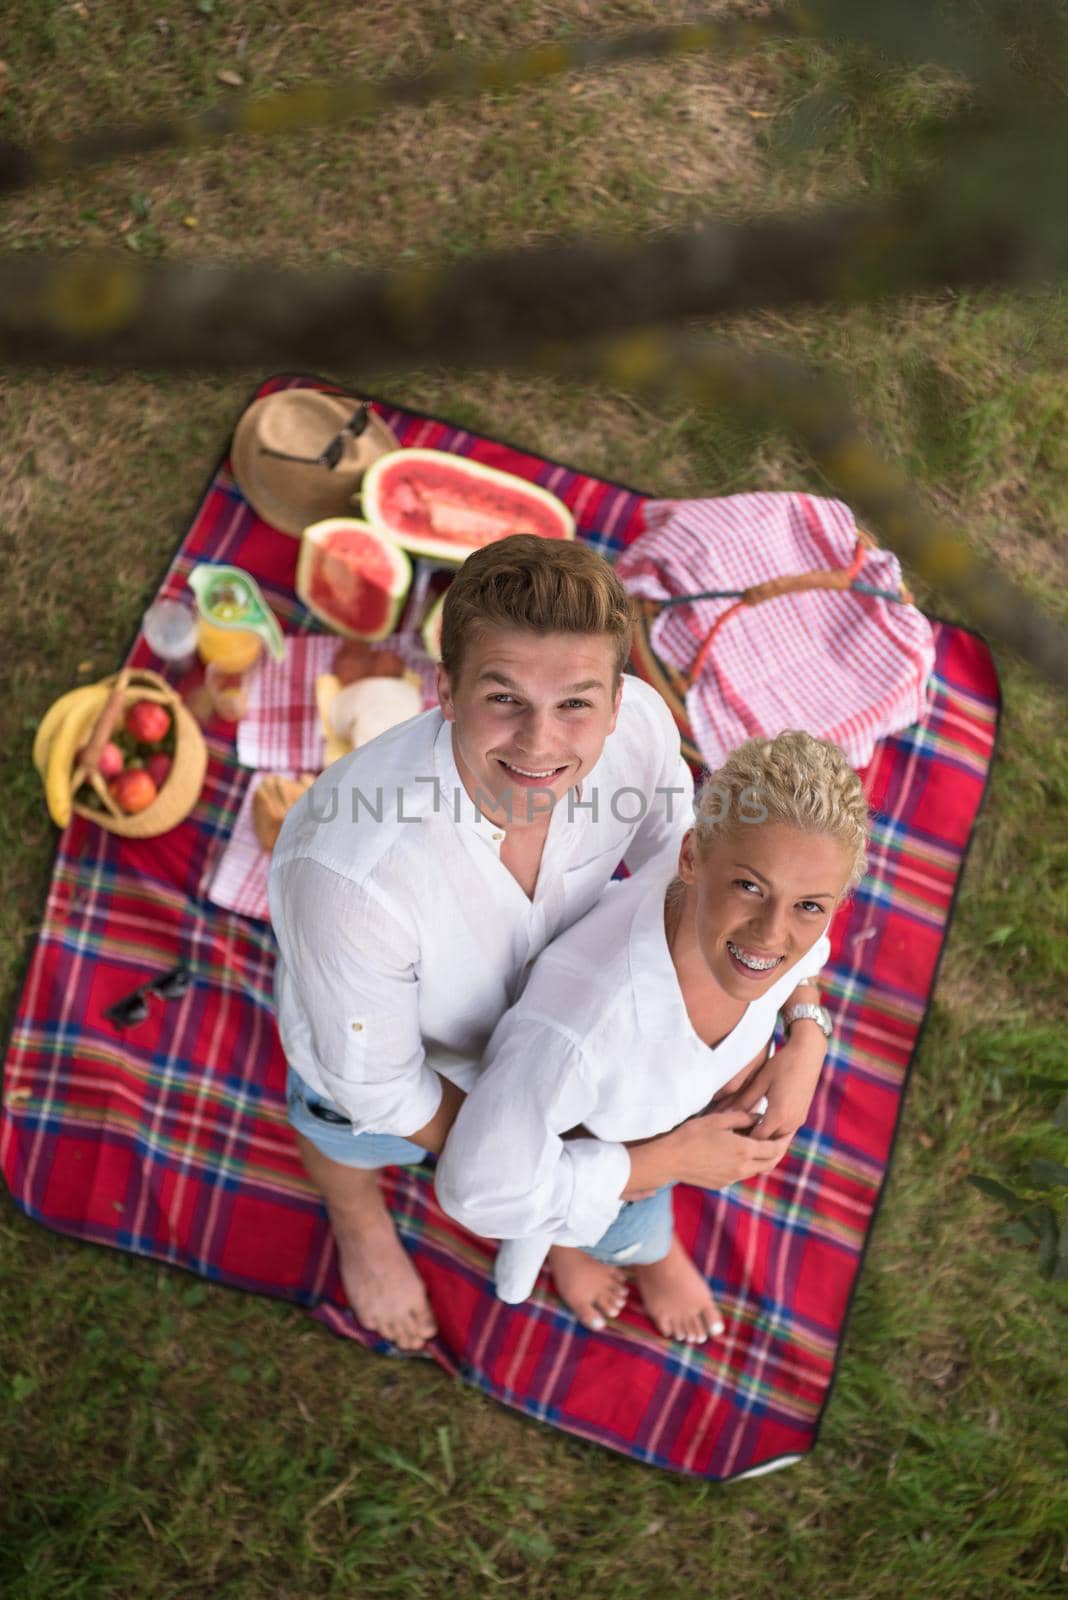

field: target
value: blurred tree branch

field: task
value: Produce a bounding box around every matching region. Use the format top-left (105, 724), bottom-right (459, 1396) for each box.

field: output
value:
top-left (2, 111), bottom-right (1067, 372)
top-left (1, 2), bottom-right (1066, 687)
top-left (0, 10), bottom-right (797, 194)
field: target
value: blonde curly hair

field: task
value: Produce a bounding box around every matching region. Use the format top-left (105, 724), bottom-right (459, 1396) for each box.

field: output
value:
top-left (692, 730), bottom-right (870, 890)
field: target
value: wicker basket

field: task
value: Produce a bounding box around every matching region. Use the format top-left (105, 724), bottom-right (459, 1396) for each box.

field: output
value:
top-left (629, 529), bottom-right (913, 769)
top-left (71, 668), bottom-right (208, 838)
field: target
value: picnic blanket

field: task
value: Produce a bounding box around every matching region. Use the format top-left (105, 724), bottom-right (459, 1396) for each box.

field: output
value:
top-left (0, 375), bottom-right (999, 1481)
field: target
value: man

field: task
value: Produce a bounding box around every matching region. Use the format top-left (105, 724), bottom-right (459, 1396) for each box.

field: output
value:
top-left (269, 535), bottom-right (694, 1349)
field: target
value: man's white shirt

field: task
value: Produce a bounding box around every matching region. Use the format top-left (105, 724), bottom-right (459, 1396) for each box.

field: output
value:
top-left (268, 674), bottom-right (693, 1138)
top-left (434, 866), bottom-right (831, 1288)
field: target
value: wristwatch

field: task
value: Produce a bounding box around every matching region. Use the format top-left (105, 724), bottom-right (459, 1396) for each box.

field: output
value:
top-left (781, 1001), bottom-right (833, 1039)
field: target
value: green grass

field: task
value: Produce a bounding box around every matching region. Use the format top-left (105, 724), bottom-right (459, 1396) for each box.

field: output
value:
top-left (2, 2), bottom-right (1067, 1595)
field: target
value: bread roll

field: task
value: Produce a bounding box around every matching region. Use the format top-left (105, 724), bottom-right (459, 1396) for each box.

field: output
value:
top-left (252, 772), bottom-right (315, 852)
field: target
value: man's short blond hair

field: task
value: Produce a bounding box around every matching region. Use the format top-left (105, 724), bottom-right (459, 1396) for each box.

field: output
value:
top-left (694, 730), bottom-right (870, 889)
top-left (439, 535), bottom-right (634, 684)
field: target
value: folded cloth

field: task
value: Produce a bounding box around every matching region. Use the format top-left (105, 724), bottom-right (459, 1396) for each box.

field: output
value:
top-left (205, 770), bottom-right (295, 921)
top-left (236, 635), bottom-right (336, 771)
top-left (617, 493), bottom-right (936, 772)
top-left (236, 633), bottom-right (438, 771)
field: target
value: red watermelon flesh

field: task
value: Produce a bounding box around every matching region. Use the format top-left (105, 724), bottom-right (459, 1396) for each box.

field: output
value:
top-left (298, 520), bottom-right (411, 640)
top-left (375, 456), bottom-right (568, 550)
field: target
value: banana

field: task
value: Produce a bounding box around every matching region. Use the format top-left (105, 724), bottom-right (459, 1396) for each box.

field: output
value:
top-left (42, 684), bottom-right (111, 828)
top-left (32, 683), bottom-right (108, 777)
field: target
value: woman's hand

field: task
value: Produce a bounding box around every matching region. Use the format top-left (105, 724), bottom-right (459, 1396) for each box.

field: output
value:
top-left (714, 1030), bottom-right (825, 1141)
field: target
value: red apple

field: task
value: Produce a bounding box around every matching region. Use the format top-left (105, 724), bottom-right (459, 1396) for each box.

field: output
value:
top-left (99, 740), bottom-right (125, 777)
top-left (125, 700), bottom-right (171, 744)
top-left (109, 768), bottom-right (158, 814)
top-left (76, 740), bottom-right (124, 777)
top-left (146, 753), bottom-right (172, 789)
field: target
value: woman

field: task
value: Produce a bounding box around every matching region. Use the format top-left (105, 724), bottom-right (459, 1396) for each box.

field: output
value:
top-left (435, 730), bottom-right (870, 1345)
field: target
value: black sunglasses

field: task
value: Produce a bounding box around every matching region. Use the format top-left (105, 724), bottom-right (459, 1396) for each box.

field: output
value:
top-left (258, 403), bottom-right (371, 470)
top-left (103, 964), bottom-right (193, 1029)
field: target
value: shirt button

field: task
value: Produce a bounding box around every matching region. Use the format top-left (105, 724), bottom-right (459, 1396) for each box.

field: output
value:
top-left (492, 831), bottom-right (504, 842)
top-left (351, 1022), bottom-right (363, 1033)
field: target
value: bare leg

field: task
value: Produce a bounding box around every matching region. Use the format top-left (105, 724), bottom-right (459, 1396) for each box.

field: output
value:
top-left (296, 1133), bottom-right (437, 1351)
top-left (548, 1244), bottom-right (629, 1332)
top-left (632, 1232), bottom-right (724, 1345)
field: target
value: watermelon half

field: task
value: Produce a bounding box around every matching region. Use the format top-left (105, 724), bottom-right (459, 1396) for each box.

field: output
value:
top-left (297, 519), bottom-right (412, 641)
top-left (362, 448), bottom-right (575, 565)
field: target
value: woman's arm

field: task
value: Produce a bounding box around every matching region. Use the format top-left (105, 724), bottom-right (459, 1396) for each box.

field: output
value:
top-left (712, 974), bottom-right (829, 1140)
top-left (434, 1018), bottom-right (630, 1248)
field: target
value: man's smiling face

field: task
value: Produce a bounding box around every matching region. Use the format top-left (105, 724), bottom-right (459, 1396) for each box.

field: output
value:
top-left (436, 626), bottom-right (622, 829)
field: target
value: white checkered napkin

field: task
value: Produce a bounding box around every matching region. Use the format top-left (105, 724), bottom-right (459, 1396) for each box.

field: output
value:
top-left (236, 634), bottom-right (441, 771)
top-left (206, 771), bottom-right (283, 921)
top-left (236, 635), bottom-right (336, 771)
top-left (618, 492), bottom-right (936, 771)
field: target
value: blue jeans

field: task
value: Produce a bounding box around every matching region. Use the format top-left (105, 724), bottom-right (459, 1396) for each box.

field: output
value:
top-left (584, 1185), bottom-right (674, 1266)
top-left (285, 1066), bottom-right (427, 1169)
top-left (492, 1186), bottom-right (675, 1302)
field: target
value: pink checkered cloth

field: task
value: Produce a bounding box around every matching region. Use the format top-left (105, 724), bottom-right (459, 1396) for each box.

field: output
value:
top-left (236, 633), bottom-right (439, 772)
top-left (205, 770), bottom-right (286, 921)
top-left (617, 493), bottom-right (935, 771)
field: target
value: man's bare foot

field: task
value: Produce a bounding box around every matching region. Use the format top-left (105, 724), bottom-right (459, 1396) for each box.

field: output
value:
top-left (296, 1136), bottom-right (436, 1351)
top-left (548, 1244), bottom-right (628, 1332)
top-left (633, 1232), bottom-right (725, 1345)
top-left (334, 1206), bottom-right (438, 1351)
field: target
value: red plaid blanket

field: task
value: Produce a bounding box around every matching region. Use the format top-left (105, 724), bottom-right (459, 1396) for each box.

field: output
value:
top-left (1, 377), bottom-right (999, 1480)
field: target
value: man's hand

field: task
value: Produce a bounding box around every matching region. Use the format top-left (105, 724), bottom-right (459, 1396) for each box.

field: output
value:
top-left (624, 1107), bottom-right (793, 1196)
top-left (714, 1029), bottom-right (825, 1141)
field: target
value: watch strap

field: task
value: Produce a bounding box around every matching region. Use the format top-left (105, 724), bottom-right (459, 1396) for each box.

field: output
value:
top-left (780, 1001), bottom-right (832, 1039)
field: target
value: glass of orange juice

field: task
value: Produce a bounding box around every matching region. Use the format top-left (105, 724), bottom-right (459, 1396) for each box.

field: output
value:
top-left (198, 619), bottom-right (262, 720)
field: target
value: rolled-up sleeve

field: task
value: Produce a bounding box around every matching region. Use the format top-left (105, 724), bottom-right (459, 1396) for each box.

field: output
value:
top-left (269, 856), bottom-right (442, 1138)
top-left (435, 1016), bottom-right (631, 1247)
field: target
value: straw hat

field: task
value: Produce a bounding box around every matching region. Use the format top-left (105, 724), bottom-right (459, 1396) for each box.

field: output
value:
top-left (230, 390), bottom-right (400, 536)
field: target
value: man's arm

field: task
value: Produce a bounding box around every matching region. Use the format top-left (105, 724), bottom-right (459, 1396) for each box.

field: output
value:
top-left (269, 856), bottom-right (443, 1139)
top-left (405, 1075), bottom-right (465, 1155)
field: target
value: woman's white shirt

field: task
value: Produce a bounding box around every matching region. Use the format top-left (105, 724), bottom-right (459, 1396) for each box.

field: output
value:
top-left (435, 868), bottom-right (831, 1251)
top-left (268, 676), bottom-right (693, 1138)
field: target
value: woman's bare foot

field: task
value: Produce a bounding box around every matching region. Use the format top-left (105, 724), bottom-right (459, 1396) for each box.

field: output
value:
top-left (633, 1232), bottom-right (725, 1345)
top-left (296, 1136), bottom-right (437, 1351)
top-left (548, 1244), bottom-right (629, 1332)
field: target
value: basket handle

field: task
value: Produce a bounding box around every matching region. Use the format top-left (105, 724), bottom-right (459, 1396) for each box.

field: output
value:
top-left (643, 532), bottom-right (912, 687)
top-left (80, 667), bottom-right (132, 774)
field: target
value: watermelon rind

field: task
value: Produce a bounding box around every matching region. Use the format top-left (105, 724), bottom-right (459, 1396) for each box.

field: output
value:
top-left (421, 591), bottom-right (445, 662)
top-left (362, 448), bottom-right (575, 565)
top-left (297, 518), bottom-right (412, 641)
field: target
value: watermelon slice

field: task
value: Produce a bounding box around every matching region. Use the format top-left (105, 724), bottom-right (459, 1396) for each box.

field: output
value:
top-left (421, 591), bottom-right (445, 661)
top-left (297, 519), bottom-right (412, 641)
top-left (362, 448), bottom-right (575, 565)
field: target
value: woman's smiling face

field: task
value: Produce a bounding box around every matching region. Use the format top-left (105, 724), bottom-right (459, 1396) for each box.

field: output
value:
top-left (678, 821), bottom-right (854, 999)
top-left (436, 626), bottom-right (622, 828)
